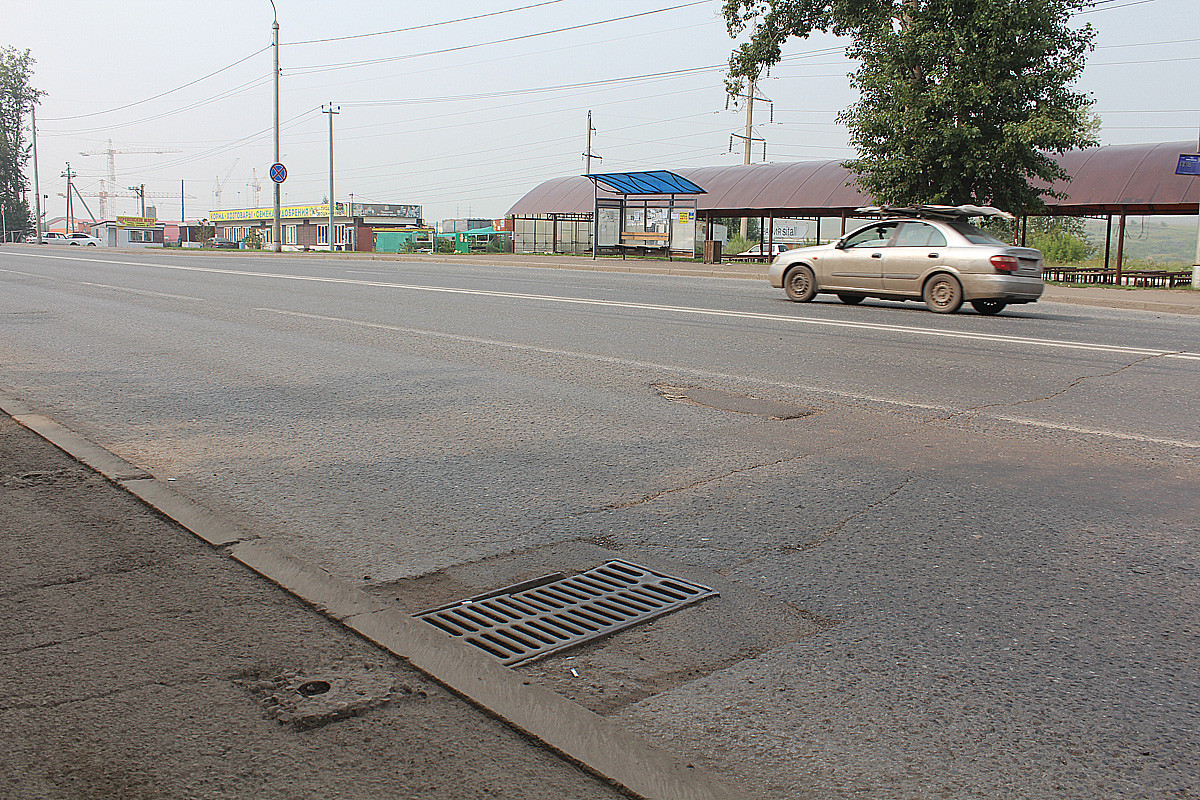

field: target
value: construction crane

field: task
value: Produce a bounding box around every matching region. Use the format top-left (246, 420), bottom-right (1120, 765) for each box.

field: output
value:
top-left (68, 187), bottom-right (192, 220)
top-left (79, 139), bottom-right (182, 218)
top-left (213, 158), bottom-right (240, 211)
top-left (246, 167), bottom-right (263, 208)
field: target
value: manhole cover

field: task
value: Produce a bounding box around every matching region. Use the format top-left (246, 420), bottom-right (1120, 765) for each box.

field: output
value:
top-left (653, 384), bottom-right (814, 419)
top-left (414, 560), bottom-right (718, 666)
top-left (236, 666), bottom-right (425, 729)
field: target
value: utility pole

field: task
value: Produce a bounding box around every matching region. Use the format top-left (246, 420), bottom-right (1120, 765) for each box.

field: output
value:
top-left (740, 80), bottom-right (755, 240)
top-left (583, 110), bottom-right (602, 175)
top-left (271, 0), bottom-right (281, 252)
top-left (62, 163), bottom-right (76, 233)
top-left (128, 184), bottom-right (146, 217)
top-left (728, 79), bottom-right (772, 240)
top-left (322, 102), bottom-right (340, 251)
top-left (32, 106), bottom-right (42, 243)
top-left (181, 179), bottom-right (185, 222)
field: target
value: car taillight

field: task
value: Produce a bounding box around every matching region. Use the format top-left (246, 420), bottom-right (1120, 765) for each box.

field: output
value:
top-left (990, 255), bottom-right (1019, 272)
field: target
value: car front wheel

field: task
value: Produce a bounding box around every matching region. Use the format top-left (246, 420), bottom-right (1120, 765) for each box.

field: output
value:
top-left (970, 299), bottom-right (1007, 315)
top-left (783, 265), bottom-right (817, 302)
top-left (923, 274), bottom-right (963, 313)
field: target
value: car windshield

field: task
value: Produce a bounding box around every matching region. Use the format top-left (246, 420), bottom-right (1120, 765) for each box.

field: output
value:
top-left (948, 221), bottom-right (1007, 245)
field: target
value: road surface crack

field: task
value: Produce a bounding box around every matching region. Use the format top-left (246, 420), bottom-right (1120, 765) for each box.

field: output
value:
top-left (949, 351), bottom-right (1180, 419)
top-left (0, 680), bottom-right (187, 711)
top-left (523, 428), bottom-right (903, 538)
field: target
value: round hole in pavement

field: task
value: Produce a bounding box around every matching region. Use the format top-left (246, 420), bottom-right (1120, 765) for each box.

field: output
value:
top-left (297, 680), bottom-right (332, 697)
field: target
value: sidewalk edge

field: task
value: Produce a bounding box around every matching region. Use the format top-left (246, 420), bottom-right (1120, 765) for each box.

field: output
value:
top-left (0, 387), bottom-right (749, 800)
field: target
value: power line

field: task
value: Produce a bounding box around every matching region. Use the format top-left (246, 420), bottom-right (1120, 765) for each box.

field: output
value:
top-left (1077, 0), bottom-right (1163, 12)
top-left (41, 47), bottom-right (268, 122)
top-left (287, 1), bottom-right (566, 45)
top-left (46, 75), bottom-right (272, 136)
top-left (287, 1), bottom-right (713, 76)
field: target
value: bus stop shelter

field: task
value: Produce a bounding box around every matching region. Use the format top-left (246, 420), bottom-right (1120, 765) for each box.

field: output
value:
top-left (584, 170), bottom-right (706, 260)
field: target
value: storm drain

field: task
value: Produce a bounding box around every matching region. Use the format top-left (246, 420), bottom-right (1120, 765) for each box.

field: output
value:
top-left (414, 560), bottom-right (718, 666)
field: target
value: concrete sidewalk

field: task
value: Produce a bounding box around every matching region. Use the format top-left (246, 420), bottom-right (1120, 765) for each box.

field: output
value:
top-left (0, 411), bottom-right (635, 800)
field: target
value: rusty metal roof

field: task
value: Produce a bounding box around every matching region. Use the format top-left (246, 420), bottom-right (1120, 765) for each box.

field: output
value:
top-left (507, 141), bottom-right (1200, 217)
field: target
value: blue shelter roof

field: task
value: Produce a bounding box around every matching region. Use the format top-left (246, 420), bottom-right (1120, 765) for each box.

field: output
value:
top-left (584, 170), bottom-right (706, 196)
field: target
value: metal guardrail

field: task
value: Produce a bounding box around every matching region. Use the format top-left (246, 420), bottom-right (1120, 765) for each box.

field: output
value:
top-left (1042, 266), bottom-right (1194, 287)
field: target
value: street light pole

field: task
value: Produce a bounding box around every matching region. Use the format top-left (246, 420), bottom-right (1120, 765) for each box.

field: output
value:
top-left (271, 0), bottom-right (281, 253)
top-left (323, 102), bottom-right (339, 251)
top-left (32, 106), bottom-right (43, 243)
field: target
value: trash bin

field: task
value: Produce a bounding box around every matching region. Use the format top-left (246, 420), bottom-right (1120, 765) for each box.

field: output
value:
top-left (703, 239), bottom-right (722, 264)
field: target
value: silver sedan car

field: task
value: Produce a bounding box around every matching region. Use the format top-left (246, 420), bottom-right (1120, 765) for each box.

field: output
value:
top-left (767, 206), bottom-right (1044, 314)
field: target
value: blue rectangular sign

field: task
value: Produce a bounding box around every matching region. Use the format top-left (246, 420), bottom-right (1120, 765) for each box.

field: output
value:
top-left (1177, 154), bottom-right (1200, 176)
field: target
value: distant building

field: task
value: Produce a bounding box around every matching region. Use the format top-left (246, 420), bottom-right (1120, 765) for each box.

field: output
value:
top-left (207, 201), bottom-right (423, 251)
top-left (90, 216), bottom-right (166, 248)
top-left (437, 218), bottom-right (492, 234)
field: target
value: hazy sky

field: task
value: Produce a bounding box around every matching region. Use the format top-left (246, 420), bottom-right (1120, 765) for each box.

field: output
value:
top-left (5, 0), bottom-right (1198, 224)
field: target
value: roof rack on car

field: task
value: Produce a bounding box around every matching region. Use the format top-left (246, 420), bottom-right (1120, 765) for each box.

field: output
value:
top-left (855, 204), bottom-right (1014, 221)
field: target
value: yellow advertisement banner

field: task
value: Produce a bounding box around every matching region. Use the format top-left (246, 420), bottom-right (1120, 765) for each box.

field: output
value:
top-left (117, 216), bottom-right (158, 228)
top-left (208, 203), bottom-right (344, 223)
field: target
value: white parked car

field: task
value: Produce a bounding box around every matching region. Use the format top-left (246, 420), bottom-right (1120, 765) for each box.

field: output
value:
top-left (740, 242), bottom-right (792, 257)
top-left (42, 231), bottom-right (104, 246)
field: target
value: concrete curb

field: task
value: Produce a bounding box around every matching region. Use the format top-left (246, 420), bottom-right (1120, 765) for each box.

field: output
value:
top-left (0, 387), bottom-right (747, 800)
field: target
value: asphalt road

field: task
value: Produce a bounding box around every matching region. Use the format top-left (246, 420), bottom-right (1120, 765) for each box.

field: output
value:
top-left (2, 247), bottom-right (1198, 799)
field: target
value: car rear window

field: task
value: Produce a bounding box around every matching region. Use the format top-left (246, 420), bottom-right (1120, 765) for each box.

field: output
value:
top-left (948, 222), bottom-right (1006, 245)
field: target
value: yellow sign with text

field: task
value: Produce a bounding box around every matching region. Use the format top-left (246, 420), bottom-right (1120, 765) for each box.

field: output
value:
top-left (116, 216), bottom-right (157, 228)
top-left (208, 203), bottom-right (344, 223)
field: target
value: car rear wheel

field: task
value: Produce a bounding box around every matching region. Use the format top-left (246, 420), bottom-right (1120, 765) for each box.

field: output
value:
top-left (923, 274), bottom-right (963, 313)
top-left (783, 265), bottom-right (817, 302)
top-left (837, 294), bottom-right (865, 305)
top-left (970, 299), bottom-right (1007, 315)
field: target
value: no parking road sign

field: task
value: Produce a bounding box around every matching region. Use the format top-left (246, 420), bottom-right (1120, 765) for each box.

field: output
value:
top-left (270, 162), bottom-right (287, 183)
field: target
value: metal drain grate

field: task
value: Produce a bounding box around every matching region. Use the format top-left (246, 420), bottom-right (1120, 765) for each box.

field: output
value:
top-left (414, 560), bottom-right (718, 666)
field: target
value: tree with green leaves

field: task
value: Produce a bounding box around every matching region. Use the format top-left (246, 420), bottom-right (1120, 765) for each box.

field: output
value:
top-left (0, 47), bottom-right (42, 241)
top-left (724, 0), bottom-right (1098, 212)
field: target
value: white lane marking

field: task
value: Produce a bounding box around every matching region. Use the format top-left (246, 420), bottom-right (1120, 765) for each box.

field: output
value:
top-left (258, 307), bottom-right (1200, 450)
top-left (1, 267), bottom-right (202, 301)
top-left (989, 415), bottom-right (1200, 450)
top-left (11, 251), bottom-right (1200, 361)
top-left (255, 307), bottom-right (957, 412)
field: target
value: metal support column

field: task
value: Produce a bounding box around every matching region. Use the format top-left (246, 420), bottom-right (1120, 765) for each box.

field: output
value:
top-left (1115, 214), bottom-right (1126, 284)
top-left (1103, 214), bottom-right (1112, 270)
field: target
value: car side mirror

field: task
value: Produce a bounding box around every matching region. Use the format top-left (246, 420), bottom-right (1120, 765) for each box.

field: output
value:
top-left (834, 239), bottom-right (847, 250)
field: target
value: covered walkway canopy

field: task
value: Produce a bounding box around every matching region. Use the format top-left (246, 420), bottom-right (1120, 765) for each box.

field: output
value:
top-left (510, 142), bottom-right (1199, 217)
top-left (509, 141), bottom-right (1199, 272)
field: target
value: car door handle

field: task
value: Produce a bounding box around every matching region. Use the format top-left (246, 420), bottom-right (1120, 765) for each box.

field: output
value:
top-left (871, 252), bottom-right (883, 258)
top-left (927, 252), bottom-right (939, 258)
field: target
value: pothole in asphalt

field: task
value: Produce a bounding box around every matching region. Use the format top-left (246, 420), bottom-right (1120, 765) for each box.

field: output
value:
top-left (653, 384), bottom-right (815, 420)
top-left (235, 665), bottom-right (430, 729)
